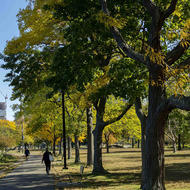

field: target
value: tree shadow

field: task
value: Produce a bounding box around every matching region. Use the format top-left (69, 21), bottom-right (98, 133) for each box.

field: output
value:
top-left (165, 162), bottom-right (190, 182)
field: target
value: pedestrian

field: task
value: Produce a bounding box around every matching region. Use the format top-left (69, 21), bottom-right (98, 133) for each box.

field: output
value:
top-left (24, 148), bottom-right (30, 160)
top-left (42, 148), bottom-right (53, 175)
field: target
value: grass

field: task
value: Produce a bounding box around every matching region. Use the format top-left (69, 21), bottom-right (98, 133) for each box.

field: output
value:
top-left (52, 147), bottom-right (190, 190)
top-left (0, 152), bottom-right (24, 178)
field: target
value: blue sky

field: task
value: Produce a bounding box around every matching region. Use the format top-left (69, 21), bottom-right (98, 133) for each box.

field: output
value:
top-left (0, 0), bottom-right (28, 121)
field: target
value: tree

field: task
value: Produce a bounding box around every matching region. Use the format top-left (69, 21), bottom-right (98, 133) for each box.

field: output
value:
top-left (2, 0), bottom-right (145, 175)
top-left (0, 120), bottom-right (17, 152)
top-left (166, 109), bottom-right (190, 152)
top-left (103, 97), bottom-right (141, 153)
top-left (100, 0), bottom-right (190, 189)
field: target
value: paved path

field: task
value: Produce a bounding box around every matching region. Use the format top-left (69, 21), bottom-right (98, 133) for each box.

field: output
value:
top-left (0, 153), bottom-right (54, 190)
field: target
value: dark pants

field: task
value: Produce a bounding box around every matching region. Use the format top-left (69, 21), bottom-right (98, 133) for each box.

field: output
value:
top-left (45, 161), bottom-right (51, 174)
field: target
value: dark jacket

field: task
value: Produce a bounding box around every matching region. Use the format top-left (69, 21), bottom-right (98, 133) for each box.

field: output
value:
top-left (42, 151), bottom-right (51, 164)
top-left (25, 149), bottom-right (30, 156)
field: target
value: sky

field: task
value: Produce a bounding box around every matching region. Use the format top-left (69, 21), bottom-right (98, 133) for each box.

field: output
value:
top-left (0, 0), bottom-right (28, 121)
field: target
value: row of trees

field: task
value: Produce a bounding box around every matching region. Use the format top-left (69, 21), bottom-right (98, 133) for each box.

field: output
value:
top-left (0, 0), bottom-right (189, 189)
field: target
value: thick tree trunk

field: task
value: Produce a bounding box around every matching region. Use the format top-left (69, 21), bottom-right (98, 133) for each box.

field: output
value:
top-left (144, 115), bottom-right (166, 190)
top-left (92, 125), bottom-right (106, 174)
top-left (87, 108), bottom-right (94, 166)
top-left (92, 97), bottom-right (107, 174)
top-left (68, 136), bottom-right (72, 159)
top-left (74, 135), bottom-right (80, 163)
top-left (178, 134), bottom-right (181, 150)
top-left (143, 67), bottom-right (167, 190)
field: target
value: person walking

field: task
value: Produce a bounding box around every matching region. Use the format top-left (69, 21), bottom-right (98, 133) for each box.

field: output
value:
top-left (24, 148), bottom-right (30, 160)
top-left (42, 148), bottom-right (53, 175)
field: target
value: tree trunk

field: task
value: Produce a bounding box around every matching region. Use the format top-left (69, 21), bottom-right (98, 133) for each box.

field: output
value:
top-left (68, 136), bottom-right (72, 159)
top-left (59, 138), bottom-right (62, 155)
top-left (92, 97), bottom-right (107, 174)
top-left (74, 135), bottom-right (80, 163)
top-left (106, 138), bottom-right (109, 153)
top-left (141, 120), bottom-right (146, 189)
top-left (178, 134), bottom-right (181, 150)
top-left (173, 142), bottom-right (177, 153)
top-left (135, 97), bottom-right (146, 189)
top-left (92, 125), bottom-right (106, 174)
top-left (182, 142), bottom-right (185, 149)
top-left (87, 107), bottom-right (94, 166)
top-left (52, 123), bottom-right (56, 156)
top-left (132, 137), bottom-right (135, 148)
top-left (143, 67), bottom-right (167, 190)
top-left (137, 140), bottom-right (140, 148)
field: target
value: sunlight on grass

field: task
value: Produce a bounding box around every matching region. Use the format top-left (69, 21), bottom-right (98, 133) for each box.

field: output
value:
top-left (52, 148), bottom-right (190, 190)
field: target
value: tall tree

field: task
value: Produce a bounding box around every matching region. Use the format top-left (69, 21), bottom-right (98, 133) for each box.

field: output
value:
top-left (100, 0), bottom-right (190, 189)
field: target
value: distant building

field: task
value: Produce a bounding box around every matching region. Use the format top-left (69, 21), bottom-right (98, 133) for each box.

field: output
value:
top-left (0, 102), bottom-right (6, 120)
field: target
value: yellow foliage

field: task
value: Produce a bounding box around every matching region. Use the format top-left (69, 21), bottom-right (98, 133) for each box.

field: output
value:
top-left (71, 67), bottom-right (110, 108)
top-left (5, 1), bottom-right (65, 55)
top-left (97, 11), bottom-right (126, 29)
top-left (0, 120), bottom-right (16, 130)
top-left (144, 45), bottom-right (165, 66)
top-left (180, 19), bottom-right (190, 47)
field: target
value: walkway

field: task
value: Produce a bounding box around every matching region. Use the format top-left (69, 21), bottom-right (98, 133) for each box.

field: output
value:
top-left (0, 153), bottom-right (54, 190)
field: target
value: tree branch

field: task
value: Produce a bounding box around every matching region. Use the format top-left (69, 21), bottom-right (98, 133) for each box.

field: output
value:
top-left (104, 104), bottom-right (132, 126)
top-left (142, 0), bottom-right (157, 16)
top-left (172, 57), bottom-right (190, 70)
top-left (156, 95), bottom-right (190, 116)
top-left (166, 40), bottom-right (190, 66)
top-left (163, 0), bottom-right (178, 19)
top-left (135, 97), bottom-right (147, 124)
top-left (100, 0), bottom-right (146, 65)
top-left (167, 95), bottom-right (190, 111)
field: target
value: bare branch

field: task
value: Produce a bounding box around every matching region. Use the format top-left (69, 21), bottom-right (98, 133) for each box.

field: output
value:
top-left (100, 0), bottom-right (146, 65)
top-left (166, 41), bottom-right (190, 66)
top-left (104, 104), bottom-right (132, 126)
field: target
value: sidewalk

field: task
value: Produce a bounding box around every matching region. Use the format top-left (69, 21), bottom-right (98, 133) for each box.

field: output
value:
top-left (0, 153), bottom-right (54, 190)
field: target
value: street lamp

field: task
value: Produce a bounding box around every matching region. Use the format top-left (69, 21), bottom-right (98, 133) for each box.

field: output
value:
top-left (61, 91), bottom-right (68, 169)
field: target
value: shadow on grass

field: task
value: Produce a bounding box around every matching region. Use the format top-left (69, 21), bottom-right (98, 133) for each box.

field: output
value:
top-left (57, 172), bottom-right (141, 189)
top-left (165, 154), bottom-right (190, 158)
top-left (166, 162), bottom-right (190, 182)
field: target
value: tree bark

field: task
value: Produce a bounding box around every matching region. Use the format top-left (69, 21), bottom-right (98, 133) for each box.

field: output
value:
top-left (59, 138), bottom-right (62, 155)
top-left (53, 126), bottom-right (56, 156)
top-left (135, 97), bottom-right (146, 188)
top-left (105, 134), bottom-right (110, 153)
top-left (74, 135), bottom-right (80, 163)
top-left (143, 67), bottom-right (167, 190)
top-left (92, 96), bottom-right (132, 174)
top-left (68, 136), bottom-right (72, 159)
top-left (92, 124), bottom-right (106, 174)
top-left (137, 140), bottom-right (140, 148)
top-left (132, 137), bottom-right (135, 148)
top-left (178, 134), bottom-right (181, 150)
top-left (87, 107), bottom-right (94, 166)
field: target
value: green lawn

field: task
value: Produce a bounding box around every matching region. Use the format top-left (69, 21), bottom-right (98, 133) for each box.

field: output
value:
top-left (53, 147), bottom-right (190, 190)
